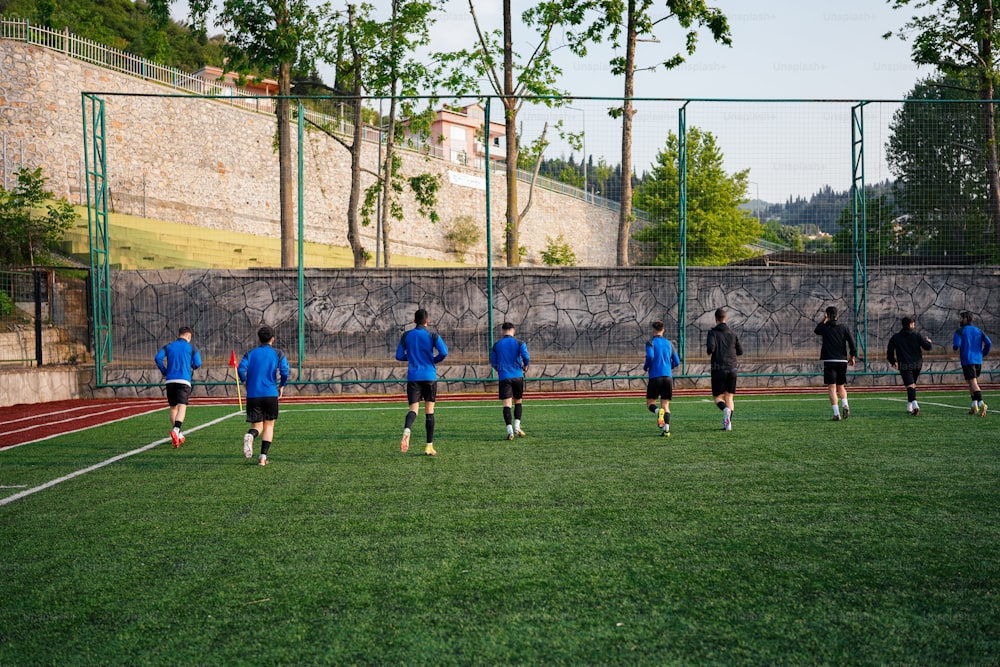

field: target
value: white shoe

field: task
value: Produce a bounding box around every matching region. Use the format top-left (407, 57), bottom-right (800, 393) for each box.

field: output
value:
top-left (243, 433), bottom-right (253, 458)
top-left (258, 454), bottom-right (268, 466)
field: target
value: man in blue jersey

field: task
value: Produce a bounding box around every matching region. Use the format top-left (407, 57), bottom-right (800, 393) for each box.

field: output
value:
top-left (490, 322), bottom-right (530, 440)
top-left (238, 325), bottom-right (290, 466)
top-left (644, 320), bottom-right (681, 437)
top-left (952, 311), bottom-right (992, 416)
top-left (154, 326), bottom-right (202, 447)
top-left (815, 306), bottom-right (857, 421)
top-left (396, 308), bottom-right (448, 456)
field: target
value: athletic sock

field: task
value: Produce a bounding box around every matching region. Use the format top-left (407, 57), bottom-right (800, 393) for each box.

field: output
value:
top-left (261, 440), bottom-right (271, 456)
top-left (173, 421), bottom-right (182, 430)
top-left (404, 410), bottom-right (417, 431)
top-left (248, 428), bottom-right (260, 438)
top-left (716, 401), bottom-right (726, 411)
top-left (663, 411), bottom-right (670, 425)
top-left (513, 419), bottom-right (521, 432)
top-left (503, 406), bottom-right (512, 425)
top-left (973, 391), bottom-right (982, 402)
top-left (648, 404), bottom-right (658, 413)
top-left (514, 403), bottom-right (522, 421)
top-left (832, 405), bottom-right (841, 417)
top-left (425, 413), bottom-right (435, 443)
top-left (906, 387), bottom-right (917, 403)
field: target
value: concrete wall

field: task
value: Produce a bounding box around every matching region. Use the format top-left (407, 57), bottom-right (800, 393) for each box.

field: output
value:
top-left (0, 38), bottom-right (620, 266)
top-left (83, 265), bottom-right (998, 398)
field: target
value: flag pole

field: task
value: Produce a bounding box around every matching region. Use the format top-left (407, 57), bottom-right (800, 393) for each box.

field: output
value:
top-left (229, 350), bottom-right (243, 411)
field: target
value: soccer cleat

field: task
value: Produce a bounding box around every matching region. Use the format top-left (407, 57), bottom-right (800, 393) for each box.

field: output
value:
top-left (657, 408), bottom-right (665, 427)
top-left (243, 433), bottom-right (254, 458)
top-left (661, 428), bottom-right (671, 438)
top-left (981, 403), bottom-right (989, 417)
top-left (258, 454), bottom-right (268, 466)
top-left (424, 444), bottom-right (436, 456)
top-left (170, 430), bottom-right (181, 448)
top-left (842, 407), bottom-right (850, 420)
top-left (969, 407), bottom-right (978, 415)
top-left (724, 418), bottom-right (732, 432)
top-left (832, 414), bottom-right (841, 421)
top-left (400, 429), bottom-right (410, 453)
top-left (515, 429), bottom-right (526, 438)
top-left (506, 432), bottom-right (515, 441)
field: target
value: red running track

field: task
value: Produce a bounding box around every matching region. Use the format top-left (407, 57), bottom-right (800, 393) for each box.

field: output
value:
top-left (0, 385), bottom-right (983, 450)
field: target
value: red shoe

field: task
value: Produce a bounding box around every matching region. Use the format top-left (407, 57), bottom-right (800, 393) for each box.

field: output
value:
top-left (170, 430), bottom-right (182, 448)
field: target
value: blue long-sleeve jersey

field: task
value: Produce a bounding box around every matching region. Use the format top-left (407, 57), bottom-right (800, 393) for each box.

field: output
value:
top-left (154, 338), bottom-right (202, 386)
top-left (396, 326), bottom-right (447, 381)
top-left (953, 324), bottom-right (992, 366)
top-left (238, 344), bottom-right (289, 398)
top-left (644, 336), bottom-right (680, 378)
top-left (490, 335), bottom-right (530, 380)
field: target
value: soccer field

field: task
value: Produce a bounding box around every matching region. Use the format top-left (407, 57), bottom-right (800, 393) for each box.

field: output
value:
top-left (1, 391), bottom-right (998, 665)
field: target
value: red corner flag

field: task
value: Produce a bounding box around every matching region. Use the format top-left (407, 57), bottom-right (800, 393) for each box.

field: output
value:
top-left (229, 350), bottom-right (238, 367)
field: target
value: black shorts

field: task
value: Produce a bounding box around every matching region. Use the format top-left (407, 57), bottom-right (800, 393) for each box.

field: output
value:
top-left (899, 366), bottom-right (922, 386)
top-left (498, 377), bottom-right (525, 401)
top-left (962, 364), bottom-right (982, 381)
top-left (646, 376), bottom-right (674, 401)
top-left (710, 369), bottom-right (738, 396)
top-left (165, 383), bottom-right (192, 407)
top-left (246, 396), bottom-right (279, 423)
top-left (407, 381), bottom-right (438, 404)
top-left (823, 362), bottom-right (849, 386)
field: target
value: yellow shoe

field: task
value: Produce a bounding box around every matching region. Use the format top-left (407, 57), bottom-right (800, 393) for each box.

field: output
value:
top-left (424, 444), bottom-right (436, 456)
top-left (969, 407), bottom-right (979, 415)
top-left (515, 429), bottom-right (526, 438)
top-left (657, 408), bottom-right (665, 427)
top-left (506, 432), bottom-right (515, 441)
top-left (981, 403), bottom-right (989, 417)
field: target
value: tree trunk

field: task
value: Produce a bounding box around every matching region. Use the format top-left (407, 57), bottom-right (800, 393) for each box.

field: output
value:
top-left (277, 62), bottom-right (294, 268)
top-left (381, 98), bottom-right (399, 267)
top-left (503, 0), bottom-right (520, 266)
top-left (981, 4), bottom-right (1000, 258)
top-left (617, 0), bottom-right (637, 267)
top-left (346, 5), bottom-right (367, 268)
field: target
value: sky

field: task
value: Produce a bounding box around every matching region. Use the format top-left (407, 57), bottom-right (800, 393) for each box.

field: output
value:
top-left (175, 0), bottom-right (933, 202)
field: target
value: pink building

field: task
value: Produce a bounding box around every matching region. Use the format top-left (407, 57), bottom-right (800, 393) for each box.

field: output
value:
top-left (427, 104), bottom-right (506, 167)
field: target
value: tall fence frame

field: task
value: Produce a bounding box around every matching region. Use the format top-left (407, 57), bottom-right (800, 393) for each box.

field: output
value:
top-left (79, 92), bottom-right (1000, 391)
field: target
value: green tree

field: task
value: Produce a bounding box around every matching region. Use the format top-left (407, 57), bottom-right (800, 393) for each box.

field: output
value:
top-left (0, 168), bottom-right (77, 266)
top-left (436, 0), bottom-right (585, 266)
top-left (567, 0), bottom-right (731, 266)
top-left (151, 0), bottom-right (336, 268)
top-left (886, 74), bottom-right (995, 258)
top-left (830, 193), bottom-right (908, 255)
top-left (632, 127), bottom-right (761, 266)
top-left (886, 0), bottom-right (1000, 257)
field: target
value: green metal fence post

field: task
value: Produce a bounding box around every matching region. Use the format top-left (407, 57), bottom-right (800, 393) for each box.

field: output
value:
top-left (297, 99), bottom-right (305, 380)
top-left (677, 102), bottom-right (690, 371)
top-left (82, 93), bottom-right (112, 384)
top-left (851, 102), bottom-right (868, 369)
top-left (485, 97), bottom-right (495, 363)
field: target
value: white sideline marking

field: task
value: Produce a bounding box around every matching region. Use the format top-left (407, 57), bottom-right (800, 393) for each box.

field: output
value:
top-left (0, 412), bottom-right (241, 507)
top-left (0, 485), bottom-right (28, 489)
top-left (1, 407), bottom-right (165, 452)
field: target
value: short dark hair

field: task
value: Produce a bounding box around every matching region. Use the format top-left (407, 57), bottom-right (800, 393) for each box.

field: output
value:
top-left (715, 308), bottom-right (727, 323)
top-left (826, 306), bottom-right (838, 320)
top-left (501, 322), bottom-right (515, 333)
top-left (901, 316), bottom-right (914, 328)
top-left (960, 310), bottom-right (973, 325)
top-left (414, 308), bottom-right (429, 325)
top-left (178, 326), bottom-right (193, 337)
top-left (651, 320), bottom-right (665, 333)
top-left (258, 326), bottom-right (275, 344)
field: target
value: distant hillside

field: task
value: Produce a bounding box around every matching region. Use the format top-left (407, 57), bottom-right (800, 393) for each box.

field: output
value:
top-left (761, 181), bottom-right (895, 234)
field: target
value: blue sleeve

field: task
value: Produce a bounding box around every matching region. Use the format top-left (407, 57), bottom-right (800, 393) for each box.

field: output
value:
top-left (433, 336), bottom-right (448, 364)
top-left (237, 352), bottom-right (249, 383)
top-left (984, 333), bottom-right (993, 356)
top-left (953, 330), bottom-right (961, 351)
top-left (192, 348), bottom-right (203, 371)
top-left (155, 346), bottom-right (167, 374)
top-left (396, 335), bottom-right (407, 362)
top-left (520, 342), bottom-right (530, 369)
top-left (279, 352), bottom-right (290, 387)
top-left (489, 344), bottom-right (498, 370)
top-left (643, 342), bottom-right (652, 371)
top-left (671, 347), bottom-right (681, 369)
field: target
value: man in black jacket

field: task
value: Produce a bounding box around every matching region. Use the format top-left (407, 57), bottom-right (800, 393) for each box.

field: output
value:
top-left (706, 307), bottom-right (743, 431)
top-left (887, 316), bottom-right (933, 415)
top-left (815, 306), bottom-right (858, 421)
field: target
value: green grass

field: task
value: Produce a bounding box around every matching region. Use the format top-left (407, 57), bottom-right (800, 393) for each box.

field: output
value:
top-left (1, 392), bottom-right (998, 665)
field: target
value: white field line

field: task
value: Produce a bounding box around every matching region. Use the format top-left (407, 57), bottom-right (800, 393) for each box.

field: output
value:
top-left (0, 407), bottom-right (165, 451)
top-left (0, 400), bottom-right (158, 427)
top-left (0, 412), bottom-right (241, 507)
